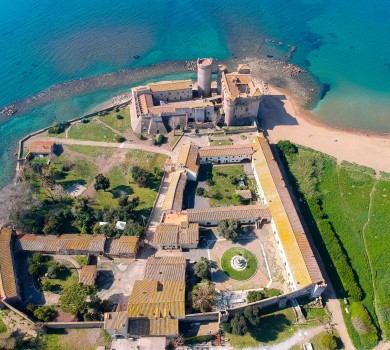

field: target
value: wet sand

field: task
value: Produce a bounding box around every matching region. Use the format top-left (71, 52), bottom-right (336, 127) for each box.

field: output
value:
top-left (262, 85), bottom-right (390, 173)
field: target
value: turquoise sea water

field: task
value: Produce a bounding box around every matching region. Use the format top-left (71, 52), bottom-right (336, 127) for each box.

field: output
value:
top-left (0, 0), bottom-right (389, 188)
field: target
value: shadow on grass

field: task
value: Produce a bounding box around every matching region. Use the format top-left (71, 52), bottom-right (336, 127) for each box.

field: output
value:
top-left (60, 179), bottom-right (86, 189)
top-left (110, 185), bottom-right (134, 198)
top-left (248, 313), bottom-right (292, 343)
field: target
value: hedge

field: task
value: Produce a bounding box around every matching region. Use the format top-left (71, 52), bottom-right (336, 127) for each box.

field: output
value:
top-left (317, 219), bottom-right (363, 301)
top-left (350, 302), bottom-right (378, 348)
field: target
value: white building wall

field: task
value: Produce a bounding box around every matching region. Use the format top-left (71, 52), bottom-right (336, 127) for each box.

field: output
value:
top-left (152, 89), bottom-right (192, 102)
top-left (199, 154), bottom-right (252, 164)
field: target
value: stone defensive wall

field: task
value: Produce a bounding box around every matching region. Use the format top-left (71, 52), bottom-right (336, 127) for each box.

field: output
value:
top-left (45, 321), bottom-right (104, 329)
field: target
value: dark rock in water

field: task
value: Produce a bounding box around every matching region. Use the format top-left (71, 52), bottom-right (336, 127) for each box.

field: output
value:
top-left (267, 55), bottom-right (274, 58)
top-left (304, 59), bottom-right (311, 67)
top-left (1, 105), bottom-right (18, 116)
top-left (320, 83), bottom-right (331, 100)
top-left (328, 33), bottom-right (337, 38)
top-left (31, 63), bottom-right (38, 68)
top-left (133, 55), bottom-right (140, 59)
top-left (313, 54), bottom-right (319, 57)
top-left (3, 31), bottom-right (12, 36)
top-left (16, 61), bottom-right (22, 66)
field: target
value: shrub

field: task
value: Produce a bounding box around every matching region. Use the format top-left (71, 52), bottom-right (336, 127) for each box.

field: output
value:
top-left (116, 114), bottom-right (124, 120)
top-left (221, 322), bottom-right (232, 334)
top-left (194, 257), bottom-right (210, 280)
top-left (115, 135), bottom-right (126, 143)
top-left (196, 187), bottom-right (205, 197)
top-left (247, 290), bottom-right (263, 303)
top-left (277, 140), bottom-right (297, 156)
top-left (184, 335), bottom-right (214, 345)
top-left (244, 305), bottom-right (261, 326)
top-left (33, 306), bottom-right (57, 322)
top-left (94, 174), bottom-right (110, 192)
top-left (48, 122), bottom-right (69, 135)
top-left (218, 219), bottom-right (240, 240)
top-left (350, 302), bottom-right (378, 348)
top-left (318, 332), bottom-right (338, 350)
top-left (230, 314), bottom-right (248, 335)
top-left (46, 262), bottom-right (66, 279)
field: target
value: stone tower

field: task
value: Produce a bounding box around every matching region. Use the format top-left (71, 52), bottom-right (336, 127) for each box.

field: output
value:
top-left (217, 64), bottom-right (227, 95)
top-left (223, 98), bottom-right (235, 126)
top-left (197, 58), bottom-right (213, 97)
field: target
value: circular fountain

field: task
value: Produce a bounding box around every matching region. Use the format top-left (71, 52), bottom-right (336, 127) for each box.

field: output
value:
top-left (231, 255), bottom-right (247, 271)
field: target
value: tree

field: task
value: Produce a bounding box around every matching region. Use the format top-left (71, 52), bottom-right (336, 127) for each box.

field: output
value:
top-left (43, 208), bottom-right (72, 234)
top-left (28, 252), bottom-right (45, 276)
top-left (194, 257), bottom-right (210, 280)
top-left (230, 314), bottom-right (248, 335)
top-left (277, 140), bottom-right (297, 156)
top-left (41, 278), bottom-right (52, 292)
top-left (94, 174), bottom-right (110, 191)
top-left (131, 166), bottom-right (150, 188)
top-left (221, 322), bottom-right (232, 334)
top-left (46, 261), bottom-right (66, 279)
top-left (115, 135), bottom-right (126, 143)
top-left (33, 306), bottom-right (57, 322)
top-left (196, 187), bottom-right (205, 197)
top-left (59, 281), bottom-right (99, 319)
top-left (48, 122), bottom-right (68, 135)
top-left (244, 305), bottom-right (261, 326)
top-left (218, 219), bottom-right (240, 240)
top-left (318, 332), bottom-right (338, 350)
top-left (247, 290), bottom-right (264, 303)
top-left (152, 134), bottom-right (165, 145)
top-left (191, 282), bottom-right (217, 313)
top-left (123, 220), bottom-right (144, 237)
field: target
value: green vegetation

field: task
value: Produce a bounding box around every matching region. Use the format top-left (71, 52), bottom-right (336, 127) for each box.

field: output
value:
top-left (67, 120), bottom-right (118, 142)
top-left (33, 306), bottom-right (57, 322)
top-left (191, 282), bottom-right (217, 313)
top-left (95, 150), bottom-right (167, 220)
top-left (184, 335), bottom-right (214, 345)
top-left (194, 257), bottom-right (211, 280)
top-left (247, 288), bottom-right (282, 303)
top-left (290, 331), bottom-right (341, 350)
top-left (99, 106), bottom-right (130, 133)
top-left (94, 173), bottom-right (110, 191)
top-left (73, 256), bottom-right (88, 267)
top-left (207, 165), bottom-right (247, 206)
top-left (0, 318), bottom-right (6, 333)
top-left (227, 307), bottom-right (314, 348)
top-left (169, 133), bottom-right (183, 148)
top-left (220, 247), bottom-right (257, 281)
top-left (151, 134), bottom-right (165, 145)
top-left (210, 139), bottom-right (232, 146)
top-left (66, 145), bottom-right (114, 158)
top-left (218, 219), bottom-right (240, 240)
top-left (278, 142), bottom-right (389, 347)
top-left (48, 122), bottom-right (69, 135)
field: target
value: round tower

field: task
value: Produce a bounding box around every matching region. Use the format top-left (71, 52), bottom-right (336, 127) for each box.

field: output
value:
top-left (217, 64), bottom-right (227, 95)
top-left (197, 58), bottom-right (213, 97)
top-left (223, 98), bottom-right (235, 126)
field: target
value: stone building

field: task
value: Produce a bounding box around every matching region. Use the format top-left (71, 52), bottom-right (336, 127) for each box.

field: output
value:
top-left (161, 171), bottom-right (187, 215)
top-left (153, 222), bottom-right (199, 250)
top-left (176, 143), bottom-right (199, 181)
top-left (198, 144), bottom-right (254, 164)
top-left (197, 58), bottom-right (213, 97)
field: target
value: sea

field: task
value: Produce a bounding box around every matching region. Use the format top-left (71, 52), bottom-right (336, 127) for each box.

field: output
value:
top-left (0, 0), bottom-right (389, 188)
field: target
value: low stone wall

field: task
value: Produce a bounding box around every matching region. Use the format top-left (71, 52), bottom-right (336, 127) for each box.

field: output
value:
top-left (225, 126), bottom-right (258, 134)
top-left (45, 321), bottom-right (103, 329)
top-left (183, 312), bottom-right (220, 323)
top-left (1, 300), bottom-right (35, 324)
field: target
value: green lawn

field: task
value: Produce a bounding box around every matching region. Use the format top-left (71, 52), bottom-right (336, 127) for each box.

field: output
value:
top-left (66, 144), bottom-right (114, 158)
top-left (73, 256), bottom-right (88, 266)
top-left (280, 144), bottom-right (389, 348)
top-left (289, 331), bottom-right (343, 350)
top-left (210, 139), bottom-right (232, 146)
top-left (0, 318), bottom-right (7, 333)
top-left (208, 165), bottom-right (247, 206)
top-left (95, 150), bottom-right (167, 220)
top-left (220, 247), bottom-right (257, 281)
top-left (44, 329), bottom-right (109, 350)
top-left (50, 153), bottom-right (96, 190)
top-left (99, 106), bottom-right (131, 133)
top-left (228, 307), bottom-right (318, 348)
top-left (67, 120), bottom-right (118, 142)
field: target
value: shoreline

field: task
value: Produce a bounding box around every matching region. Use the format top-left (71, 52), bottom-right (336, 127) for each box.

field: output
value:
top-left (262, 85), bottom-right (390, 173)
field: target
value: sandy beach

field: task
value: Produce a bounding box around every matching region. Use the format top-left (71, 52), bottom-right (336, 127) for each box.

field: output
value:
top-left (261, 85), bottom-right (390, 174)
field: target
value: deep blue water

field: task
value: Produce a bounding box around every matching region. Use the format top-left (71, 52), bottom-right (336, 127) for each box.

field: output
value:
top-left (0, 0), bottom-right (389, 188)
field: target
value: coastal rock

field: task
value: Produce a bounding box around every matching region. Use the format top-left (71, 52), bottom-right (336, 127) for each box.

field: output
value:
top-left (1, 105), bottom-right (18, 116)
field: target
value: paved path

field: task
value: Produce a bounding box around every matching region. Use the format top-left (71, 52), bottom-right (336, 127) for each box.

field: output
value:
top-left (42, 137), bottom-right (173, 157)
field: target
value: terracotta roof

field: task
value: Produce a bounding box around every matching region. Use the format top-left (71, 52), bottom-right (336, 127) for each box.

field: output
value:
top-left (198, 144), bottom-right (254, 158)
top-left (186, 205), bottom-right (270, 223)
top-left (139, 94), bottom-right (154, 114)
top-left (79, 265), bottom-right (97, 285)
top-left (153, 223), bottom-right (199, 247)
top-left (127, 317), bottom-right (178, 337)
top-left (104, 311), bottom-right (128, 331)
top-left (177, 143), bottom-right (199, 174)
top-left (236, 189), bottom-right (252, 200)
top-left (29, 141), bottom-right (55, 155)
top-left (162, 171), bottom-right (187, 212)
top-left (107, 236), bottom-right (139, 256)
top-left (16, 234), bottom-right (59, 252)
top-left (144, 256), bottom-right (186, 281)
top-left (0, 228), bottom-right (18, 300)
top-left (221, 71), bottom-right (261, 100)
top-left (147, 80), bottom-right (192, 93)
top-left (197, 58), bottom-right (213, 67)
top-left (127, 280), bottom-right (185, 318)
top-left (252, 136), bottom-right (323, 286)
top-left (58, 234), bottom-right (105, 252)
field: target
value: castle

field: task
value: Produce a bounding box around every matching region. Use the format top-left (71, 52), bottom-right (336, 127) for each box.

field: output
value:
top-left (130, 58), bottom-right (262, 134)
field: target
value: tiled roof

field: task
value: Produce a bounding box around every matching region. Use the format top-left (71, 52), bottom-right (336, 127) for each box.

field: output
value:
top-left (144, 256), bottom-right (186, 281)
top-left (221, 71), bottom-right (261, 100)
top-left (147, 80), bottom-right (192, 93)
top-left (153, 223), bottom-right (199, 247)
top-left (104, 311), bottom-right (128, 331)
top-left (252, 136), bottom-right (323, 286)
top-left (29, 141), bottom-right (55, 154)
top-left (58, 234), bottom-right (105, 252)
top-left (79, 265), bottom-right (97, 285)
top-left (198, 144), bottom-right (254, 158)
top-left (127, 316), bottom-right (179, 337)
top-left (177, 143), bottom-right (199, 174)
top-left (139, 94), bottom-right (154, 114)
top-left (127, 280), bottom-right (185, 318)
top-left (0, 228), bottom-right (18, 300)
top-left (15, 234), bottom-right (59, 252)
top-left (162, 171), bottom-right (187, 212)
top-left (107, 236), bottom-right (139, 256)
top-left (186, 205), bottom-right (270, 223)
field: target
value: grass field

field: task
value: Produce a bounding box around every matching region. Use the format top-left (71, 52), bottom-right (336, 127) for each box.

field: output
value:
top-left (220, 247), bottom-right (257, 281)
top-left (67, 120), bottom-right (118, 142)
top-left (208, 165), bottom-right (247, 206)
top-left (228, 307), bottom-right (319, 348)
top-left (289, 331), bottom-right (342, 350)
top-left (280, 144), bottom-right (390, 348)
top-left (210, 139), bottom-right (232, 146)
top-left (99, 106), bottom-right (130, 133)
top-left (0, 318), bottom-right (7, 333)
top-left (44, 329), bottom-right (109, 350)
top-left (95, 149), bottom-right (167, 220)
top-left (65, 145), bottom-right (114, 158)
top-left (50, 152), bottom-right (97, 190)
